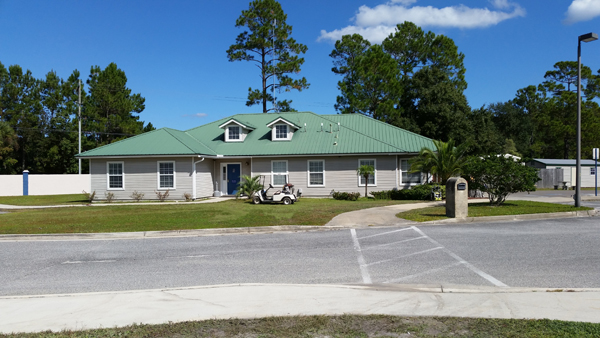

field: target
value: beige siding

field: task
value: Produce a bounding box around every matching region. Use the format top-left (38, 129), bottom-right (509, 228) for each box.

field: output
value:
top-left (91, 158), bottom-right (194, 200)
top-left (251, 155), bottom-right (401, 197)
top-left (196, 159), bottom-right (214, 198)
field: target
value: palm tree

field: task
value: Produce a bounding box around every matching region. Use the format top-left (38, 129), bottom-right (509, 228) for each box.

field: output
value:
top-left (409, 139), bottom-right (468, 185)
top-left (357, 164), bottom-right (374, 198)
top-left (236, 175), bottom-right (264, 199)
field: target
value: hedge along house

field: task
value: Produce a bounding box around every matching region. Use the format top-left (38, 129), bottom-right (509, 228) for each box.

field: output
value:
top-left (76, 112), bottom-right (435, 200)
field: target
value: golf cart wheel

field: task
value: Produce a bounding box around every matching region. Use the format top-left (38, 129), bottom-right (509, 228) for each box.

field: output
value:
top-left (252, 196), bottom-right (261, 204)
top-left (282, 197), bottom-right (292, 205)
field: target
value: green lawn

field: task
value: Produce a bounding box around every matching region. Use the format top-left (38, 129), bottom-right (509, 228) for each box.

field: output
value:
top-left (0, 198), bottom-right (417, 234)
top-left (396, 200), bottom-right (593, 222)
top-left (0, 194), bottom-right (89, 206)
top-left (3, 315), bottom-right (600, 337)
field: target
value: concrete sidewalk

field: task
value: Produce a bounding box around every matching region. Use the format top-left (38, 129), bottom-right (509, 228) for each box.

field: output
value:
top-left (2, 283), bottom-right (600, 334)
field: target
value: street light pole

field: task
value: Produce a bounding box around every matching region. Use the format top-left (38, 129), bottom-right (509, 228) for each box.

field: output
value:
top-left (78, 79), bottom-right (82, 175)
top-left (576, 32), bottom-right (598, 207)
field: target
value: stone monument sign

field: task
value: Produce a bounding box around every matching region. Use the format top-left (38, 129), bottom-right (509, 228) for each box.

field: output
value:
top-left (446, 177), bottom-right (468, 218)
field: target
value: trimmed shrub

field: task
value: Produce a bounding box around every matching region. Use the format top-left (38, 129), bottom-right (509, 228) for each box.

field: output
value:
top-left (371, 190), bottom-right (392, 200)
top-left (372, 184), bottom-right (446, 201)
top-left (332, 191), bottom-right (361, 201)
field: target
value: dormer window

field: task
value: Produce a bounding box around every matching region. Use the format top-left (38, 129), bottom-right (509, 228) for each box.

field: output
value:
top-left (218, 118), bottom-right (255, 142)
top-left (266, 117), bottom-right (299, 141)
top-left (228, 126), bottom-right (240, 140)
top-left (275, 125), bottom-right (288, 139)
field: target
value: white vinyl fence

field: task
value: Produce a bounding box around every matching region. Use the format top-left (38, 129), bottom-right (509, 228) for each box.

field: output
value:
top-left (0, 174), bottom-right (90, 196)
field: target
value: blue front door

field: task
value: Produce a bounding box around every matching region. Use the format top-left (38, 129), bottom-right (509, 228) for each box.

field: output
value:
top-left (227, 164), bottom-right (240, 195)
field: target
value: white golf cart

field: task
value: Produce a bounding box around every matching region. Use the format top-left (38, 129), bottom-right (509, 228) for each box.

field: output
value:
top-left (252, 183), bottom-right (299, 205)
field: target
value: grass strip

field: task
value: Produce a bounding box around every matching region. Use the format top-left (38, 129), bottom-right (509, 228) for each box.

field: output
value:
top-left (0, 194), bottom-right (89, 206)
top-left (2, 315), bottom-right (600, 337)
top-left (396, 200), bottom-right (593, 222)
top-left (0, 198), bottom-right (417, 234)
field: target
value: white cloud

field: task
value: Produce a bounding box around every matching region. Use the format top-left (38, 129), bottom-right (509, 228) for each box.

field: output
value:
top-left (564, 0), bottom-right (600, 24)
top-left (182, 113), bottom-right (208, 118)
top-left (318, 0), bottom-right (526, 43)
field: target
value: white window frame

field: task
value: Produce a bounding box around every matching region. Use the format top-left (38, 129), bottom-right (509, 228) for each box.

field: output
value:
top-left (591, 167), bottom-right (596, 176)
top-left (358, 159), bottom-right (376, 187)
top-left (226, 125), bottom-right (242, 142)
top-left (307, 160), bottom-right (325, 187)
top-left (272, 123), bottom-right (292, 141)
top-left (271, 160), bottom-right (288, 186)
top-left (157, 161), bottom-right (176, 190)
top-left (400, 159), bottom-right (422, 185)
top-left (106, 161), bottom-right (125, 190)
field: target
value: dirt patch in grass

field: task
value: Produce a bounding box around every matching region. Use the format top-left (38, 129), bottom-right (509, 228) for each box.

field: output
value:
top-left (3, 315), bottom-right (600, 337)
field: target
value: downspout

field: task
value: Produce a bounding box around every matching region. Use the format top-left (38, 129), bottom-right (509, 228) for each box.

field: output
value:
top-left (395, 155), bottom-right (399, 190)
top-left (192, 156), bottom-right (205, 200)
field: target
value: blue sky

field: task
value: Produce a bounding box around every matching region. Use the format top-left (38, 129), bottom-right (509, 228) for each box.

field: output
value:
top-left (2, 0), bottom-right (600, 131)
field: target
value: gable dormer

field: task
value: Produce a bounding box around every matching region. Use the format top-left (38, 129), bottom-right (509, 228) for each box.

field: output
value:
top-left (266, 117), bottom-right (300, 141)
top-left (218, 118), bottom-right (255, 142)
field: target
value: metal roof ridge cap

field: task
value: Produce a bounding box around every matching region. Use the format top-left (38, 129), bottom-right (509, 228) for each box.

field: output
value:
top-left (183, 130), bottom-right (217, 155)
top-left (163, 128), bottom-right (205, 155)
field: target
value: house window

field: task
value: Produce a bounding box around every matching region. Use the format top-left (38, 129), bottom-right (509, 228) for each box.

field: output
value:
top-left (401, 160), bottom-right (421, 184)
top-left (228, 126), bottom-right (240, 141)
top-left (358, 159), bottom-right (376, 186)
top-left (107, 162), bottom-right (124, 190)
top-left (275, 125), bottom-right (288, 139)
top-left (158, 161), bottom-right (175, 189)
top-left (308, 160), bottom-right (325, 186)
top-left (592, 167), bottom-right (596, 176)
top-left (272, 160), bottom-right (288, 186)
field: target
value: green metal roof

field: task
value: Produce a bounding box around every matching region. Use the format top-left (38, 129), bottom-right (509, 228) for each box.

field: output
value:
top-left (218, 118), bottom-right (256, 130)
top-left (78, 112), bottom-right (435, 158)
top-left (266, 116), bottom-right (301, 129)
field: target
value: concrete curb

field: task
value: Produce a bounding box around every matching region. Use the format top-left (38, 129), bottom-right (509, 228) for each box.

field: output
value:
top-left (421, 209), bottom-right (598, 225)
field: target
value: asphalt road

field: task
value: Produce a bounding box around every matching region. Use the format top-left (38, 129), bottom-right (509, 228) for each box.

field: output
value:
top-left (2, 216), bottom-right (600, 296)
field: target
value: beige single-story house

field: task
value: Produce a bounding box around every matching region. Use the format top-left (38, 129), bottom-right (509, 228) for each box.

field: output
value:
top-left (76, 112), bottom-right (435, 200)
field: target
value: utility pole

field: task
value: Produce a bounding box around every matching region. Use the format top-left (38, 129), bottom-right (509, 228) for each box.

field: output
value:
top-left (78, 79), bottom-right (82, 175)
top-left (272, 18), bottom-right (278, 113)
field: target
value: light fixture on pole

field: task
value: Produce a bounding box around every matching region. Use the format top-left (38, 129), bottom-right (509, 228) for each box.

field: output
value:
top-left (576, 32), bottom-right (598, 207)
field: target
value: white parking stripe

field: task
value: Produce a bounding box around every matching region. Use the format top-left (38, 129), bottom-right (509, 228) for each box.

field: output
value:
top-left (350, 229), bottom-right (372, 284)
top-left (385, 262), bottom-right (463, 283)
top-left (361, 236), bottom-right (426, 250)
top-left (411, 226), bottom-right (508, 287)
top-left (357, 227), bottom-right (413, 240)
top-left (365, 247), bottom-right (443, 267)
top-left (62, 260), bottom-right (116, 264)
